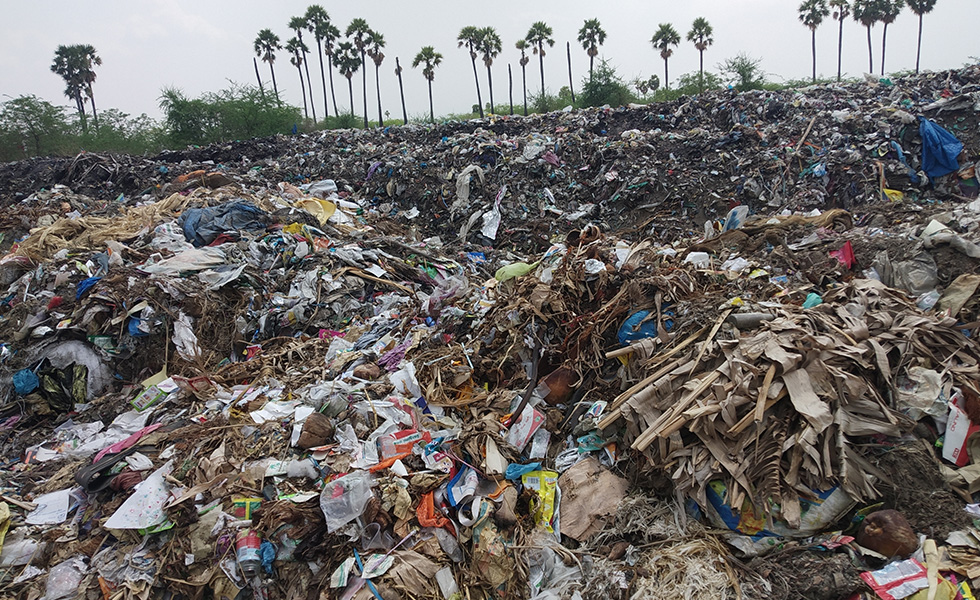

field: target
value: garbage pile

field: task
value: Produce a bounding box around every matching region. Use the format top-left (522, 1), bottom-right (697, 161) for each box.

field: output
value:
top-left (0, 67), bottom-right (978, 600)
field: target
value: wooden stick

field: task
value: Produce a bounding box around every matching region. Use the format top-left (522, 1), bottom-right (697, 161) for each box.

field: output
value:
top-left (689, 309), bottom-right (732, 376)
top-left (633, 370), bottom-right (722, 451)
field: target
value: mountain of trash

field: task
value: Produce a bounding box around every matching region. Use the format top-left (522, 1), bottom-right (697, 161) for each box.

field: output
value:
top-left (0, 65), bottom-right (978, 600)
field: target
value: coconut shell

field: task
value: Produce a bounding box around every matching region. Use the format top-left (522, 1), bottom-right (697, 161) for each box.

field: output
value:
top-left (540, 367), bottom-right (580, 405)
top-left (297, 412), bottom-right (334, 449)
top-left (353, 363), bottom-right (382, 380)
top-left (856, 509), bottom-right (919, 558)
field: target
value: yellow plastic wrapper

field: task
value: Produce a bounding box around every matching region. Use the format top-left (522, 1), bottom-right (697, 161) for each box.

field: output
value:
top-left (293, 198), bottom-right (336, 225)
top-left (521, 470), bottom-right (558, 533)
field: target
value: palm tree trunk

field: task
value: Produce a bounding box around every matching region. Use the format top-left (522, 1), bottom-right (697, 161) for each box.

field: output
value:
top-left (865, 25), bottom-right (873, 74)
top-left (303, 54), bottom-right (317, 124)
top-left (811, 29), bottom-right (817, 83)
top-left (374, 62), bottom-right (384, 127)
top-left (836, 18), bottom-right (844, 81)
top-left (347, 77), bottom-right (355, 118)
top-left (316, 40), bottom-right (328, 118)
top-left (538, 48), bottom-right (545, 98)
top-left (76, 94), bottom-right (88, 135)
top-left (269, 63), bottom-right (280, 103)
top-left (328, 55), bottom-right (339, 117)
top-left (253, 58), bottom-right (265, 99)
top-left (567, 42), bottom-right (575, 104)
top-left (360, 52), bottom-right (369, 128)
top-left (396, 57), bottom-right (408, 124)
top-left (428, 78), bottom-right (434, 123)
top-left (915, 13), bottom-right (923, 74)
top-left (88, 86), bottom-right (99, 131)
top-left (297, 65), bottom-right (309, 119)
top-left (470, 52), bottom-right (484, 118)
top-left (486, 64), bottom-right (494, 114)
top-left (521, 64), bottom-right (528, 116)
top-left (508, 64), bottom-right (514, 115)
top-left (664, 57), bottom-right (669, 90)
top-left (699, 50), bottom-right (704, 93)
top-left (880, 23), bottom-right (888, 76)
top-left (589, 54), bottom-right (594, 81)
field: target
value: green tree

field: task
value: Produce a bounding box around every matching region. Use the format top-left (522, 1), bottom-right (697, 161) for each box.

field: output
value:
top-left (457, 26), bottom-right (485, 118)
top-left (476, 27), bottom-right (502, 113)
top-left (675, 71), bottom-right (722, 94)
top-left (412, 46), bottom-right (443, 123)
top-left (346, 18), bottom-right (373, 128)
top-left (686, 17), bottom-right (714, 93)
top-left (719, 53), bottom-right (766, 91)
top-left (577, 19), bottom-right (607, 81)
top-left (799, 0), bottom-right (830, 83)
top-left (51, 44), bottom-right (101, 132)
top-left (579, 59), bottom-right (634, 108)
top-left (830, 0), bottom-right (851, 80)
top-left (0, 95), bottom-right (71, 158)
top-left (906, 0), bottom-right (938, 74)
top-left (650, 24), bottom-right (681, 90)
top-left (516, 39), bottom-right (531, 116)
top-left (305, 5), bottom-right (332, 119)
top-left (878, 0), bottom-right (905, 75)
top-left (633, 75), bottom-right (660, 97)
top-left (852, 0), bottom-right (881, 73)
top-left (253, 29), bottom-right (282, 103)
top-left (286, 37), bottom-right (310, 120)
top-left (289, 15), bottom-right (316, 123)
top-left (525, 21), bottom-right (555, 98)
top-left (366, 30), bottom-right (386, 126)
top-left (159, 84), bottom-right (300, 146)
top-left (334, 41), bottom-right (361, 119)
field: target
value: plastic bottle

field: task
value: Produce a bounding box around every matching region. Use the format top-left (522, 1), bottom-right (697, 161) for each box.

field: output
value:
top-left (236, 529), bottom-right (262, 579)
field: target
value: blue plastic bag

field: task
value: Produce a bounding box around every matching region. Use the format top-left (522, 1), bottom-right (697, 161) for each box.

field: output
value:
top-left (919, 117), bottom-right (963, 178)
top-left (76, 277), bottom-right (101, 300)
top-left (13, 369), bottom-right (39, 395)
top-left (618, 310), bottom-right (674, 346)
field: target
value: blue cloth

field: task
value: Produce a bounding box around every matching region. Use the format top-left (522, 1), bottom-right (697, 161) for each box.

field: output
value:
top-left (505, 462), bottom-right (541, 481)
top-left (13, 369), bottom-right (39, 395)
top-left (919, 117), bottom-right (963, 178)
top-left (891, 141), bottom-right (920, 184)
top-left (76, 277), bottom-right (101, 300)
top-left (178, 201), bottom-right (268, 247)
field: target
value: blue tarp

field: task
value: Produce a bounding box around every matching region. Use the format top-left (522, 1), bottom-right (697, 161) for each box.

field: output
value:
top-left (919, 117), bottom-right (963, 178)
top-left (178, 201), bottom-right (269, 247)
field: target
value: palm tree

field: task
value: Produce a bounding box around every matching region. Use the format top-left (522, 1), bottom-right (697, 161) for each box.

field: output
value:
top-left (457, 26), bottom-right (484, 118)
top-left (906, 0), bottom-right (938, 74)
top-left (577, 19), bottom-right (607, 81)
top-left (319, 21), bottom-right (342, 117)
top-left (476, 27), bottom-right (502, 114)
top-left (346, 18), bottom-right (372, 128)
top-left (395, 57), bottom-right (408, 124)
top-left (51, 44), bottom-right (102, 132)
top-left (366, 30), bottom-right (386, 127)
top-left (852, 0), bottom-right (881, 73)
top-left (830, 0), bottom-right (851, 81)
top-left (686, 17), bottom-right (714, 93)
top-left (799, 0), bottom-right (830, 83)
top-left (878, 0), bottom-right (905, 76)
top-left (289, 15), bottom-right (316, 123)
top-left (335, 41), bottom-right (361, 119)
top-left (412, 46), bottom-right (443, 123)
top-left (525, 21), bottom-right (555, 99)
top-left (286, 37), bottom-right (310, 120)
top-left (516, 39), bottom-right (530, 116)
top-left (305, 5), bottom-right (332, 120)
top-left (650, 24), bottom-right (680, 90)
top-left (254, 29), bottom-right (282, 103)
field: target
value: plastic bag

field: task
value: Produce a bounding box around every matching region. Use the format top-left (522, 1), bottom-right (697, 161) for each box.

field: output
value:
top-left (43, 556), bottom-right (87, 600)
top-left (320, 471), bottom-right (375, 532)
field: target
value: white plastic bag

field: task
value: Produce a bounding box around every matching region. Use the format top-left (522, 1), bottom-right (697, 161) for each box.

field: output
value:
top-left (319, 471), bottom-right (374, 533)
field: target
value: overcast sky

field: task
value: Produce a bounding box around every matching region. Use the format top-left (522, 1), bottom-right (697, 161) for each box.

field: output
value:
top-left (1, 0), bottom-right (975, 124)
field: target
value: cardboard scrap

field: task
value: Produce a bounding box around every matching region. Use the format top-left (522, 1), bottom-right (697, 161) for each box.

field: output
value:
top-left (557, 457), bottom-right (629, 541)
